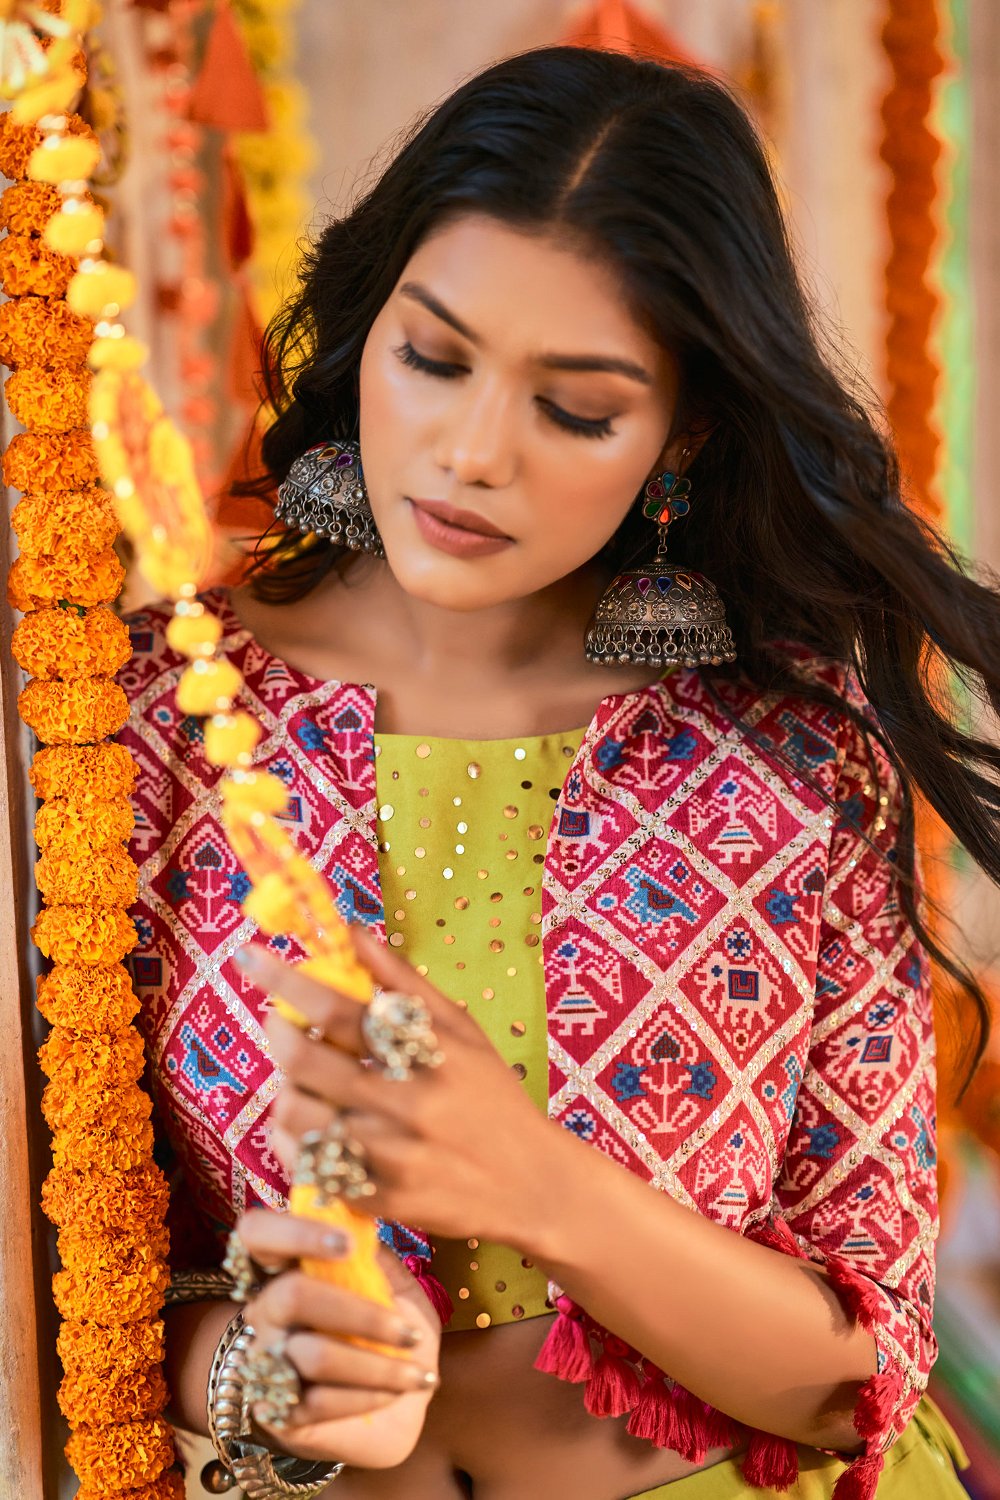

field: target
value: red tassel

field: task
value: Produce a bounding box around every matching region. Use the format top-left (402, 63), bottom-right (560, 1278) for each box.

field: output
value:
top-left (533, 1296), bottom-right (593, 1383)
top-left (403, 1254), bottom-right (454, 1326)
top-left (853, 1368), bottom-right (904, 1441)
top-left (747, 1215), bottom-right (807, 1260)
top-left (668, 1382), bottom-right (713, 1465)
top-left (584, 1333), bottom-right (642, 1417)
top-left (825, 1256), bottom-right (888, 1335)
top-left (626, 1362), bottom-right (674, 1445)
top-left (700, 1400), bottom-right (741, 1450)
top-left (741, 1430), bottom-right (800, 1490)
top-left (832, 1450), bottom-right (885, 1500)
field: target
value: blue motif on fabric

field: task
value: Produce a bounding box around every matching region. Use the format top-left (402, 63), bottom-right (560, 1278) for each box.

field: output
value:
top-left (860, 1035), bottom-right (893, 1064)
top-left (856, 1184), bottom-right (874, 1201)
top-left (597, 893), bottom-right (617, 910)
top-left (376, 1220), bottom-right (430, 1259)
top-left (912, 1104), bottom-right (936, 1168)
top-left (776, 712), bottom-right (838, 769)
top-left (165, 869), bottom-right (189, 902)
top-left (332, 869), bottom-right (383, 925)
top-left (213, 1025), bottom-right (233, 1051)
top-left (866, 1001), bottom-right (896, 1029)
top-left (131, 954), bottom-right (162, 987)
top-left (725, 928), bottom-right (753, 960)
top-left (294, 719), bottom-right (327, 751)
top-left (563, 1108), bottom-right (597, 1140)
top-left (781, 1054), bottom-right (803, 1120)
top-left (558, 808), bottom-right (590, 838)
top-left (837, 792), bottom-right (865, 831)
top-left (765, 889), bottom-right (797, 924)
top-left (665, 727), bottom-right (697, 761)
top-left (683, 1060), bottom-right (717, 1099)
top-left (623, 867), bottom-right (697, 926)
top-left (133, 915), bottom-right (154, 945)
top-left (595, 736), bottom-right (626, 771)
top-left (610, 1062), bottom-right (647, 1101)
top-left (179, 714), bottom-right (204, 743)
top-left (129, 628), bottom-right (154, 653)
top-left (275, 796), bottom-right (303, 822)
top-left (728, 969), bottom-right (759, 1001)
top-left (730, 1131), bottom-right (743, 1148)
top-left (556, 939), bottom-right (579, 961)
top-left (904, 956), bottom-right (922, 987)
top-left (226, 870), bottom-right (251, 902)
top-left (815, 973), bottom-right (842, 1000)
top-left (566, 769), bottom-right (582, 798)
top-left (804, 1123), bottom-right (840, 1159)
top-left (270, 757), bottom-right (295, 785)
top-left (179, 1022), bottom-right (243, 1096)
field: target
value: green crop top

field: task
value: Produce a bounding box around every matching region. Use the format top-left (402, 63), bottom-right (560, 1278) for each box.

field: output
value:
top-left (373, 725), bottom-right (587, 1331)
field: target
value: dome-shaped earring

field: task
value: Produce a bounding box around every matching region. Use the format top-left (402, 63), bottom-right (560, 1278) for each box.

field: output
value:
top-left (275, 441), bottom-right (386, 558)
top-left (584, 466), bottom-right (736, 668)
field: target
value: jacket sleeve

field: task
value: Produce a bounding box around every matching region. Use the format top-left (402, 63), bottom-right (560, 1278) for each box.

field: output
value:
top-left (772, 700), bottom-right (939, 1468)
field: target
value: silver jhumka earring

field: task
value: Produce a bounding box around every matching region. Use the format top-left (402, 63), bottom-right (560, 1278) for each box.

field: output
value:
top-left (274, 440), bottom-right (386, 557)
top-left (584, 458), bottom-right (736, 668)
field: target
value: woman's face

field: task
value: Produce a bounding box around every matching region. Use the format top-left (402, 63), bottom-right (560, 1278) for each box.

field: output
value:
top-left (358, 213), bottom-right (681, 612)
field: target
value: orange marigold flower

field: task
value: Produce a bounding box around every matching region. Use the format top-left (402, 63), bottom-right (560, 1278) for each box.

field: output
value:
top-left (3, 428), bottom-right (98, 491)
top-left (32, 902), bottom-right (138, 965)
top-left (38, 1024), bottom-right (145, 1087)
top-left (51, 1115), bottom-right (155, 1173)
top-left (13, 604), bottom-right (130, 681)
top-left (18, 676), bottom-right (129, 744)
top-left (0, 232), bottom-right (74, 298)
top-left (0, 180), bottom-right (63, 235)
top-left (77, 1472), bottom-right (185, 1500)
top-left (57, 1316), bottom-right (165, 1377)
top-left (35, 795), bottom-right (134, 854)
top-left (0, 294), bottom-right (92, 370)
top-left (5, 365), bottom-right (91, 432)
top-left (65, 1416), bottom-right (174, 1490)
top-left (59, 1362), bottom-right (168, 1427)
top-left (36, 961), bottom-right (140, 1032)
top-left (0, 109), bottom-right (95, 180)
top-left (12, 486), bottom-right (118, 554)
top-left (55, 1249), bottom-right (168, 1326)
top-left (43, 1077), bottom-right (153, 1136)
top-left (43, 1160), bottom-right (168, 1234)
top-left (8, 549), bottom-right (125, 611)
top-left (36, 842), bottom-right (138, 906)
top-left (30, 741), bottom-right (137, 801)
top-left (57, 1222), bottom-right (170, 1275)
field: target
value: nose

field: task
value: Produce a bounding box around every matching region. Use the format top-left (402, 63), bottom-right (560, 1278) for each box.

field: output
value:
top-left (433, 375), bottom-right (517, 490)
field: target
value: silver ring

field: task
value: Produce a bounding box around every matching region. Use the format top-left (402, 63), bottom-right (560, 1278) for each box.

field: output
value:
top-left (305, 1024), bottom-right (328, 1044)
top-left (361, 989), bottom-right (445, 1081)
top-left (292, 1116), bottom-right (376, 1208)
top-left (242, 1327), bottom-right (302, 1431)
top-left (222, 1228), bottom-right (274, 1304)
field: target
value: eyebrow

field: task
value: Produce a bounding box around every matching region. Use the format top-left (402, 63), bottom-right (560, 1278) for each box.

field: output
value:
top-left (398, 280), bottom-right (654, 386)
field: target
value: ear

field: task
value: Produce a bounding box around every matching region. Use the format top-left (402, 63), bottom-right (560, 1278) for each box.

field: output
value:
top-left (656, 423), bottom-right (715, 476)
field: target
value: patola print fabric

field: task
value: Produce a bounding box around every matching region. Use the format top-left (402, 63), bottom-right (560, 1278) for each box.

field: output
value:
top-left (119, 588), bottom-right (937, 1497)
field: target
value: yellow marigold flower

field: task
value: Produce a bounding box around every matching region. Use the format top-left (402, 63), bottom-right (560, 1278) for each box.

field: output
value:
top-left (0, 109), bottom-right (95, 180)
top-left (204, 709), bottom-right (261, 768)
top-left (3, 427), bottom-right (99, 492)
top-left (55, 1254), bottom-right (168, 1330)
top-left (67, 259), bottom-right (136, 319)
top-left (13, 605), bottom-right (130, 680)
top-left (5, 365), bottom-right (91, 432)
top-left (0, 293), bottom-right (92, 370)
top-left (30, 741), bottom-right (137, 801)
top-left (59, 1362), bottom-right (168, 1427)
top-left (43, 1076), bottom-right (153, 1136)
top-left (8, 548), bottom-right (125, 611)
top-left (43, 1161), bottom-right (168, 1235)
top-left (176, 657), bottom-right (242, 715)
top-left (38, 1024), bottom-right (145, 1088)
top-left (57, 1221), bottom-right (170, 1274)
top-left (36, 841), bottom-right (138, 906)
top-left (0, 231), bottom-right (74, 298)
top-left (36, 961), bottom-right (139, 1032)
top-left (87, 331), bottom-right (149, 371)
top-left (12, 486), bottom-right (118, 554)
top-left (57, 1315), bottom-right (165, 1377)
top-left (27, 132), bottom-right (101, 185)
top-left (32, 903), bottom-right (138, 965)
top-left (164, 608), bottom-right (222, 659)
top-left (51, 1115), bottom-right (155, 1174)
top-left (219, 767), bottom-right (288, 814)
top-left (35, 794), bottom-right (134, 853)
top-left (0, 179), bottom-right (63, 235)
top-left (44, 197), bottom-right (105, 258)
top-left (18, 676), bottom-right (129, 744)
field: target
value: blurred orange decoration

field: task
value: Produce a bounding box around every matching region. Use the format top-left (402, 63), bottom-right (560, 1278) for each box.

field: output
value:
top-left (564, 0), bottom-right (694, 63)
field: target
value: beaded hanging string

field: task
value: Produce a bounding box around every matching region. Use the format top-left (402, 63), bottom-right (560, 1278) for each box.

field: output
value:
top-left (0, 3), bottom-right (184, 1494)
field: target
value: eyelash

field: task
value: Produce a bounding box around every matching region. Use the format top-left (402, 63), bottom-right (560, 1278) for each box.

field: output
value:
top-left (393, 341), bottom-right (616, 440)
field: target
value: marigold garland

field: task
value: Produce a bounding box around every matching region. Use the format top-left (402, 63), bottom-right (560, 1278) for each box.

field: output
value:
top-left (43, 1161), bottom-right (168, 1232)
top-left (0, 177), bottom-right (65, 233)
top-left (36, 840), bottom-right (138, 905)
top-left (59, 1362), bottom-right (169, 1427)
top-left (51, 1117), bottom-right (156, 1174)
top-left (64, 1415), bottom-right (174, 1489)
top-left (77, 1475), bottom-right (185, 1500)
top-left (11, 485), bottom-right (118, 553)
top-left (5, 363), bottom-right (91, 430)
top-left (0, 292), bottom-right (92, 366)
top-left (18, 675), bottom-right (130, 743)
top-left (30, 739), bottom-right (137, 800)
top-left (57, 1313), bottom-right (166, 1374)
top-left (8, 547), bottom-right (125, 609)
top-left (0, 228), bottom-right (74, 295)
top-left (13, 604), bottom-right (131, 680)
top-left (3, 426), bottom-right (99, 489)
top-left (32, 900), bottom-right (138, 967)
top-left (34, 794), bottom-right (134, 852)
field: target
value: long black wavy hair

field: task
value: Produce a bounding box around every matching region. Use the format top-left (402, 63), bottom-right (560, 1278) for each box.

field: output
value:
top-left (241, 46), bottom-right (998, 1095)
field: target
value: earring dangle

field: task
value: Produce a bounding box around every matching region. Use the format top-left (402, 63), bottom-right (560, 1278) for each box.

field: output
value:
top-left (584, 467), bottom-right (736, 668)
top-left (274, 440), bottom-right (386, 558)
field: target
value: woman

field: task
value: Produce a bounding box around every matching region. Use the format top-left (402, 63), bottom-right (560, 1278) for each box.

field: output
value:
top-left (119, 46), bottom-right (989, 1500)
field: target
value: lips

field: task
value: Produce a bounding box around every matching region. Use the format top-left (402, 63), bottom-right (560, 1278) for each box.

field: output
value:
top-left (409, 498), bottom-right (511, 539)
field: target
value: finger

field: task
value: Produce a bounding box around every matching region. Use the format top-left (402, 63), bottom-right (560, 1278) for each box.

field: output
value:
top-left (284, 1385), bottom-right (399, 1427)
top-left (235, 945), bottom-right (367, 1056)
top-left (270, 1082), bottom-right (338, 1142)
top-left (287, 1330), bottom-right (438, 1396)
top-left (252, 1270), bottom-right (424, 1350)
top-left (238, 1209), bottom-right (352, 1266)
top-left (267, 1010), bottom-right (374, 1110)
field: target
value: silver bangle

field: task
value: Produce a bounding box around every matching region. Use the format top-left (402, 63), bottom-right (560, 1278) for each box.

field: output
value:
top-left (206, 1312), bottom-right (343, 1497)
top-left (165, 1267), bottom-right (237, 1306)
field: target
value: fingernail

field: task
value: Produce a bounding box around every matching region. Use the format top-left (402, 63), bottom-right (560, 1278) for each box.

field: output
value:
top-left (398, 1323), bottom-right (423, 1348)
top-left (320, 1231), bottom-right (350, 1256)
top-left (410, 1367), bottom-right (438, 1389)
top-left (234, 946), bottom-right (260, 973)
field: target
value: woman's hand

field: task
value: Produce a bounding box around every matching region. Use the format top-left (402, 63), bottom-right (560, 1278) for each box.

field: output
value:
top-left (237, 1208), bottom-right (441, 1468)
top-left (237, 924), bottom-right (561, 1247)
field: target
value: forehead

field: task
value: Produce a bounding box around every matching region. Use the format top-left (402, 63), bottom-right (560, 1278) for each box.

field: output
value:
top-left (397, 213), bottom-right (670, 373)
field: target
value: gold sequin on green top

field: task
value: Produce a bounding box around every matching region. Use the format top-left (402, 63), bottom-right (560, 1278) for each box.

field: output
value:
top-left (373, 726), bottom-right (586, 1331)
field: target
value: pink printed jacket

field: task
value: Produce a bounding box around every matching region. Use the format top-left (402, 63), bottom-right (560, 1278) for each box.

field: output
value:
top-left (119, 588), bottom-right (939, 1500)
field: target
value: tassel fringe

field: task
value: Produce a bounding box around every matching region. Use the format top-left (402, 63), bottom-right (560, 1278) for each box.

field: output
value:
top-left (533, 1296), bottom-right (593, 1383)
top-left (741, 1430), bottom-right (800, 1491)
top-left (403, 1254), bottom-right (454, 1326)
top-left (584, 1333), bottom-right (642, 1417)
top-left (832, 1450), bottom-right (886, 1500)
top-left (825, 1255), bottom-right (889, 1335)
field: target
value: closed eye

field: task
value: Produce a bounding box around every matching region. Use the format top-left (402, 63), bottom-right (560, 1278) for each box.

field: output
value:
top-left (393, 341), bottom-right (617, 440)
